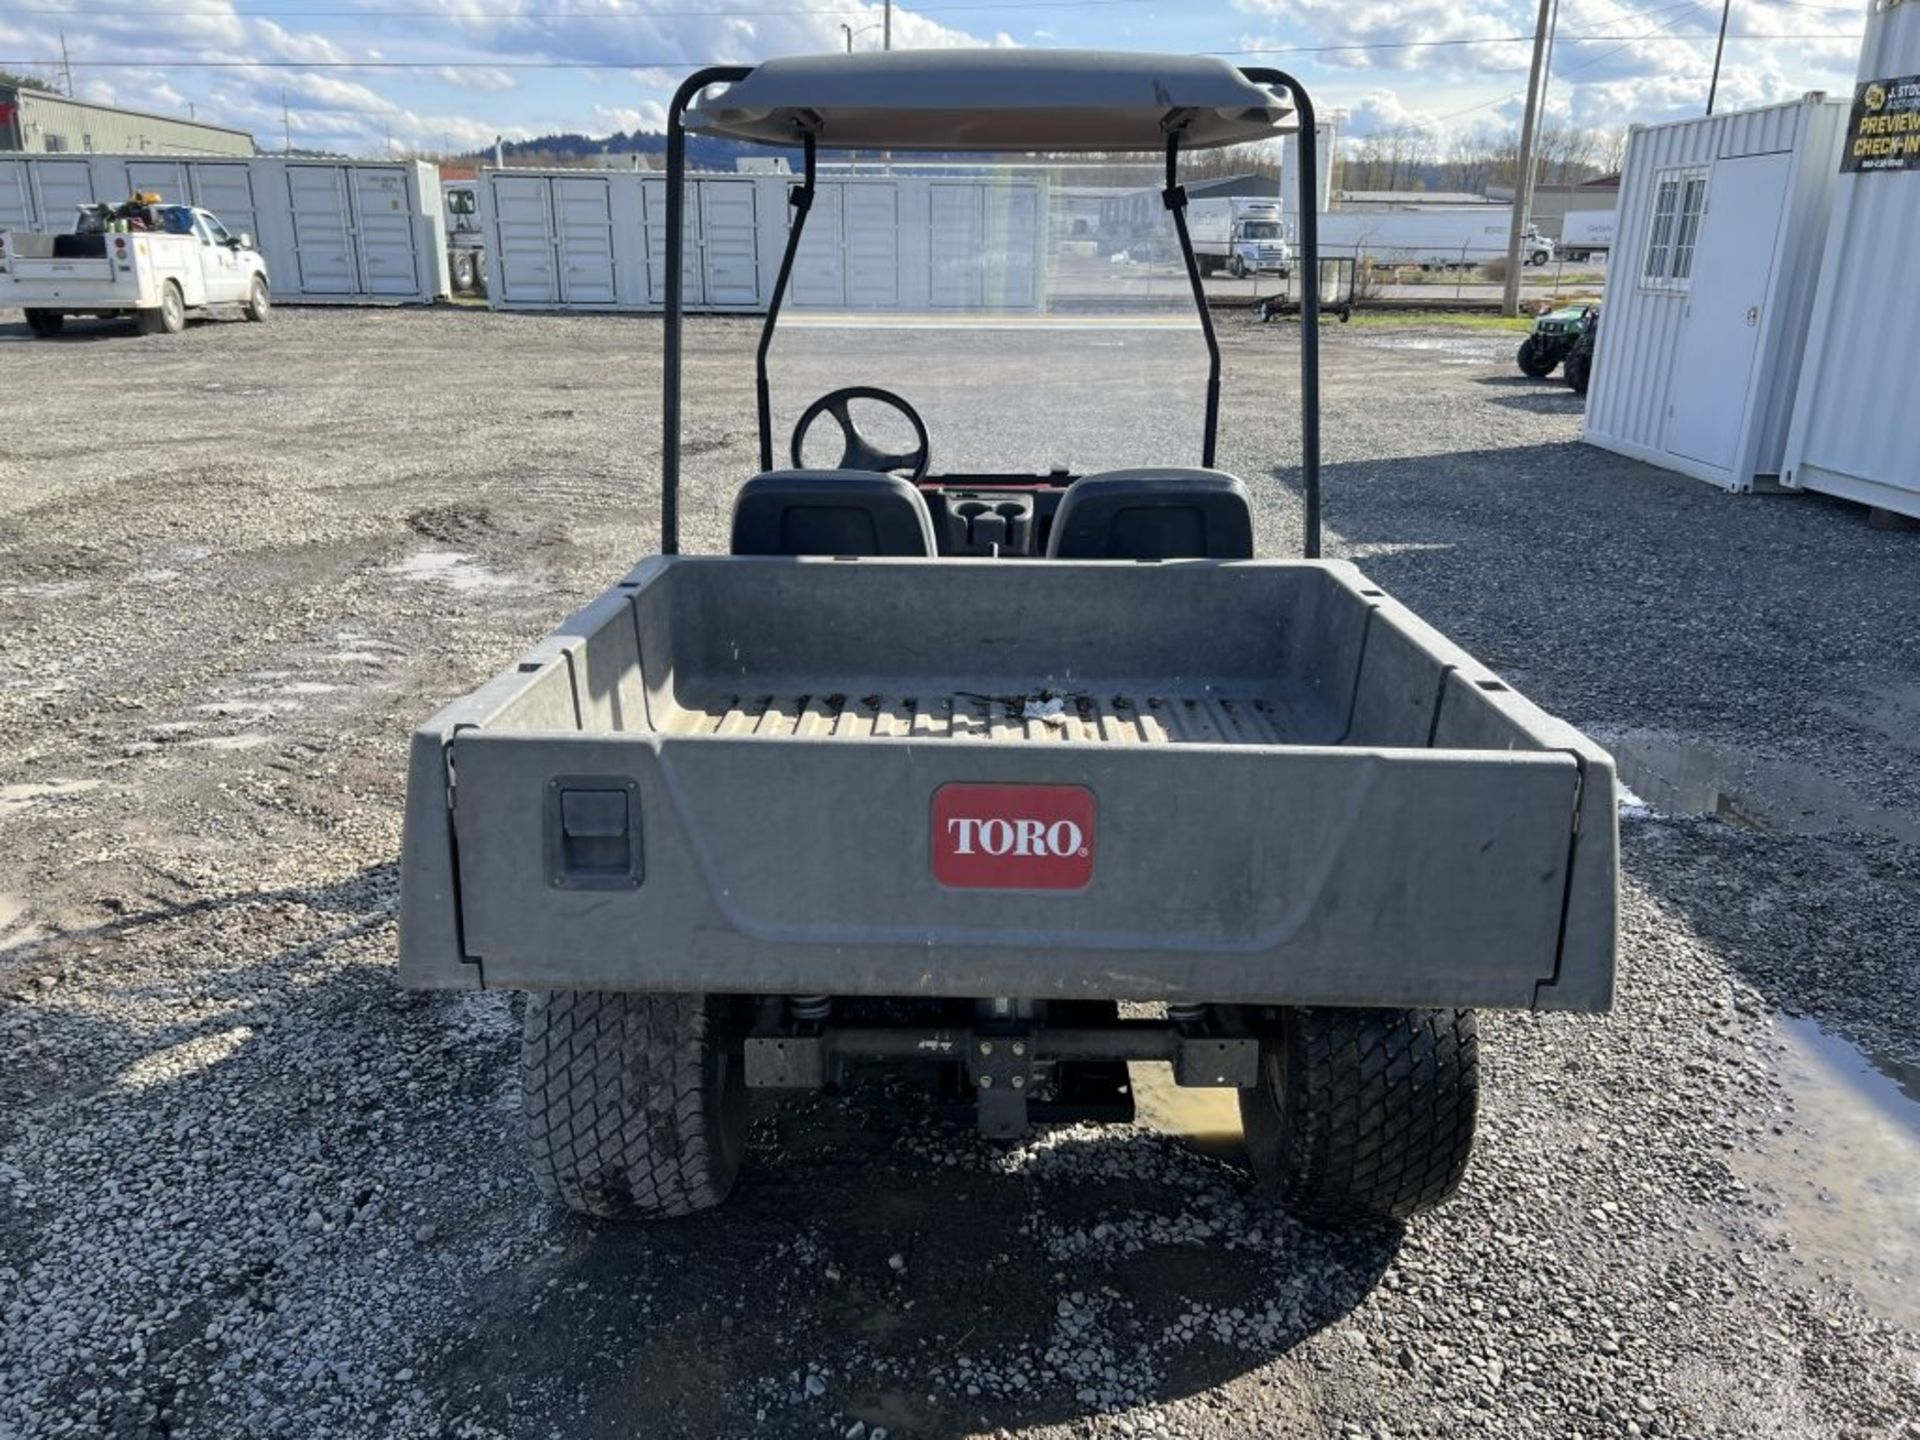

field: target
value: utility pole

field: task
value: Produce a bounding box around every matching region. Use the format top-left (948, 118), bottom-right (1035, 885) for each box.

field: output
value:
top-left (883, 0), bottom-right (891, 50)
top-left (282, 88), bottom-right (292, 154)
top-left (1501, 0), bottom-right (1553, 317)
top-left (1706, 0), bottom-right (1732, 114)
top-left (841, 23), bottom-right (854, 52)
top-left (57, 27), bottom-right (73, 96)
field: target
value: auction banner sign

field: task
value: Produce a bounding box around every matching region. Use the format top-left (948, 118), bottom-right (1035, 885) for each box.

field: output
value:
top-left (1843, 74), bottom-right (1920, 172)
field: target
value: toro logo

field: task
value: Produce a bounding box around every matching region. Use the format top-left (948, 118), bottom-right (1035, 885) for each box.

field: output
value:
top-left (932, 783), bottom-right (1096, 890)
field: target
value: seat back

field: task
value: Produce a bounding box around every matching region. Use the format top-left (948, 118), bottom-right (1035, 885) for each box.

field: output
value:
top-left (1046, 468), bottom-right (1255, 560)
top-left (730, 470), bottom-right (938, 557)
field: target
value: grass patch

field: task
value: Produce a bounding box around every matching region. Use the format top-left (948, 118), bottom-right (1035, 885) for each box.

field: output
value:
top-left (1345, 311), bottom-right (1535, 333)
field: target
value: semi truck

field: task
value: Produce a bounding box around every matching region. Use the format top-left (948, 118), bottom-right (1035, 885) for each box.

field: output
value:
top-left (443, 180), bottom-right (487, 296)
top-left (1316, 208), bottom-right (1555, 269)
top-left (0, 194), bottom-right (270, 336)
top-left (1186, 197), bottom-right (1293, 277)
top-left (1558, 208), bottom-right (1616, 262)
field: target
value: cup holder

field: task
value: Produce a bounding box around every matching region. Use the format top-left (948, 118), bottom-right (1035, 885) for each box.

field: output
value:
top-left (948, 494), bottom-right (1035, 555)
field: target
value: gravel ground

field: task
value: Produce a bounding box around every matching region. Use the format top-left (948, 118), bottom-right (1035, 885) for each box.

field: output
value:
top-left (1, 305), bottom-right (1916, 1440)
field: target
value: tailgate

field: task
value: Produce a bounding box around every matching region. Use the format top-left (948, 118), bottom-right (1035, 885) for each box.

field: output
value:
top-left (445, 728), bottom-right (1583, 1009)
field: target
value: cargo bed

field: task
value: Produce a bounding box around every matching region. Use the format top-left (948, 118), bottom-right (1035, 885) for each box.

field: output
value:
top-left (400, 556), bottom-right (1616, 1012)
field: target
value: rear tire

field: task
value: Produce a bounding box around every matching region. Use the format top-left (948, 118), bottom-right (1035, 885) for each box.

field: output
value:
top-left (1240, 1007), bottom-right (1478, 1225)
top-left (451, 251), bottom-right (476, 292)
top-left (1516, 335), bottom-right (1558, 378)
top-left (138, 282), bottom-right (186, 336)
top-left (244, 274), bottom-right (270, 323)
top-left (521, 990), bottom-right (749, 1219)
top-left (24, 309), bottom-right (63, 338)
top-left (1565, 348), bottom-right (1592, 395)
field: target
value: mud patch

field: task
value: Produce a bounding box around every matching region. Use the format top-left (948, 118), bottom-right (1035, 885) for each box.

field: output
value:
top-left (1733, 1017), bottom-right (1920, 1327)
top-left (407, 503), bottom-right (495, 546)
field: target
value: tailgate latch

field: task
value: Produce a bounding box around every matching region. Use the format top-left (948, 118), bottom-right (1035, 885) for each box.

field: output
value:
top-left (546, 777), bottom-right (642, 890)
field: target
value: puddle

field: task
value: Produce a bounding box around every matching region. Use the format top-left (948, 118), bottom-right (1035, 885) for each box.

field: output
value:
top-left (0, 779), bottom-right (102, 815)
top-left (389, 549), bottom-right (512, 592)
top-left (1128, 1061), bottom-right (1246, 1161)
top-left (1354, 334), bottom-right (1503, 366)
top-left (1600, 731), bottom-right (1920, 844)
top-left (1732, 1017), bottom-right (1920, 1326)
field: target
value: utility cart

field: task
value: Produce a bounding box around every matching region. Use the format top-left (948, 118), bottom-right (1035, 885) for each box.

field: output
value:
top-left (398, 51), bottom-right (1618, 1227)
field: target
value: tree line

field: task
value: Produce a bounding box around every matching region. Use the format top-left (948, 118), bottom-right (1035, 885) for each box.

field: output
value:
top-left (1338, 122), bottom-right (1628, 194)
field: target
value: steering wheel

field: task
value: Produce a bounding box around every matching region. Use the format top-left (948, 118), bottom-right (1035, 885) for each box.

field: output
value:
top-left (790, 386), bottom-right (931, 481)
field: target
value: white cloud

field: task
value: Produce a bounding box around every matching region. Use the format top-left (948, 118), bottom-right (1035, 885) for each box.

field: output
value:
top-left (590, 101), bottom-right (667, 135)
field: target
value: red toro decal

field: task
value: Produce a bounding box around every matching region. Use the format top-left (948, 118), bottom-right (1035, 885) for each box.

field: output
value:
top-left (932, 783), bottom-right (1096, 890)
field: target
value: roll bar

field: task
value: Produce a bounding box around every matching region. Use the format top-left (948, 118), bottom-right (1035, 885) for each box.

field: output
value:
top-left (660, 62), bottom-right (1322, 560)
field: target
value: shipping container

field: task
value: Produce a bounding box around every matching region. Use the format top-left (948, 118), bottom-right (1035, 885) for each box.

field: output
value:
top-left (1782, 2), bottom-right (1920, 520)
top-left (475, 168), bottom-right (1047, 314)
top-left (0, 153), bottom-right (449, 305)
top-left (1582, 95), bottom-right (1848, 492)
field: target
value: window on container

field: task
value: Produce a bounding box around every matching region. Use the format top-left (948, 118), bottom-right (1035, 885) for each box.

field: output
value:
top-left (1670, 174), bottom-right (1709, 280)
top-left (1642, 177), bottom-right (1679, 281)
top-left (1642, 167), bottom-right (1707, 289)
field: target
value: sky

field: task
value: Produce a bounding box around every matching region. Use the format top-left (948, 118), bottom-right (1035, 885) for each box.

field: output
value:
top-left (0, 0), bottom-right (1873, 159)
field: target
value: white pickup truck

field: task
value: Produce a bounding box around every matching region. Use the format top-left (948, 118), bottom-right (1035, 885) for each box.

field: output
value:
top-left (0, 198), bottom-right (271, 338)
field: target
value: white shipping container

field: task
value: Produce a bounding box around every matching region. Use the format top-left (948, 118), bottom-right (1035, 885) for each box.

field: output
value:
top-left (0, 153), bottom-right (448, 305)
top-left (1782, 2), bottom-right (1920, 519)
top-left (475, 168), bottom-right (1046, 315)
top-left (1581, 95), bottom-right (1848, 492)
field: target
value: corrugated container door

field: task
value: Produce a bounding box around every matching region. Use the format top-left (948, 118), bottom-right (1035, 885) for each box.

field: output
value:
top-left (700, 179), bottom-right (761, 307)
top-left (0, 160), bottom-right (32, 230)
top-left (190, 163), bottom-right (259, 245)
top-left (790, 179), bottom-right (844, 308)
top-left (845, 182), bottom-right (900, 310)
top-left (928, 183), bottom-right (983, 308)
top-left (642, 178), bottom-right (703, 307)
top-left (285, 165), bottom-right (356, 295)
top-left (493, 174), bottom-right (559, 304)
top-left (553, 175), bottom-right (616, 304)
top-left (31, 161), bottom-right (95, 231)
top-left (351, 167), bottom-right (422, 296)
top-left (1660, 152), bottom-right (1792, 471)
top-left (124, 160), bottom-right (190, 204)
top-left (984, 183), bottom-right (1038, 309)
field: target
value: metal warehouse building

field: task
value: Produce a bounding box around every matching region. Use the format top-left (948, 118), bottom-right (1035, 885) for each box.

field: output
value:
top-left (0, 86), bottom-right (255, 157)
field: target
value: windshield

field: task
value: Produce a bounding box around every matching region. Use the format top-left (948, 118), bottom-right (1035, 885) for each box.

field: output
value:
top-left (1240, 221), bottom-right (1285, 240)
top-left (769, 161), bottom-right (1207, 477)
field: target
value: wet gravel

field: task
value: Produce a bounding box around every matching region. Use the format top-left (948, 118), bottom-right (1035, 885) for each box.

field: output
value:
top-left (1, 306), bottom-right (1917, 1440)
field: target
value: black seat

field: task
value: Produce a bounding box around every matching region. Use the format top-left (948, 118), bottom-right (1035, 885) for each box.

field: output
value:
top-left (1046, 468), bottom-right (1255, 560)
top-left (730, 469), bottom-right (938, 557)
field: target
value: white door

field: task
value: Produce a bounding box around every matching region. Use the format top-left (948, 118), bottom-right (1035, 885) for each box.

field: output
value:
top-left (194, 210), bottom-right (249, 303)
top-left (31, 161), bottom-right (95, 232)
top-left (351, 168), bottom-right (420, 296)
top-left (553, 176), bottom-right (616, 304)
top-left (493, 175), bottom-right (559, 304)
top-left (790, 180), bottom-right (844, 309)
top-left (191, 163), bottom-right (259, 249)
top-left (642, 178), bottom-right (703, 306)
top-left (285, 165), bottom-right (355, 295)
top-left (1663, 152), bottom-right (1792, 473)
top-left (844, 183), bottom-right (899, 310)
top-left (700, 180), bottom-right (761, 308)
top-left (928, 183), bottom-right (982, 309)
top-left (125, 160), bottom-right (190, 204)
top-left (984, 184), bottom-right (1038, 309)
top-left (0, 160), bottom-right (31, 230)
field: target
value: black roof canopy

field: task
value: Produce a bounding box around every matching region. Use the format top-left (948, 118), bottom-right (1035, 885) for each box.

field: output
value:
top-left (683, 50), bottom-right (1296, 153)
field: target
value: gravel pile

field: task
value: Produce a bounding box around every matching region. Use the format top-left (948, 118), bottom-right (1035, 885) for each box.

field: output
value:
top-left (0, 306), bottom-right (1915, 1439)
